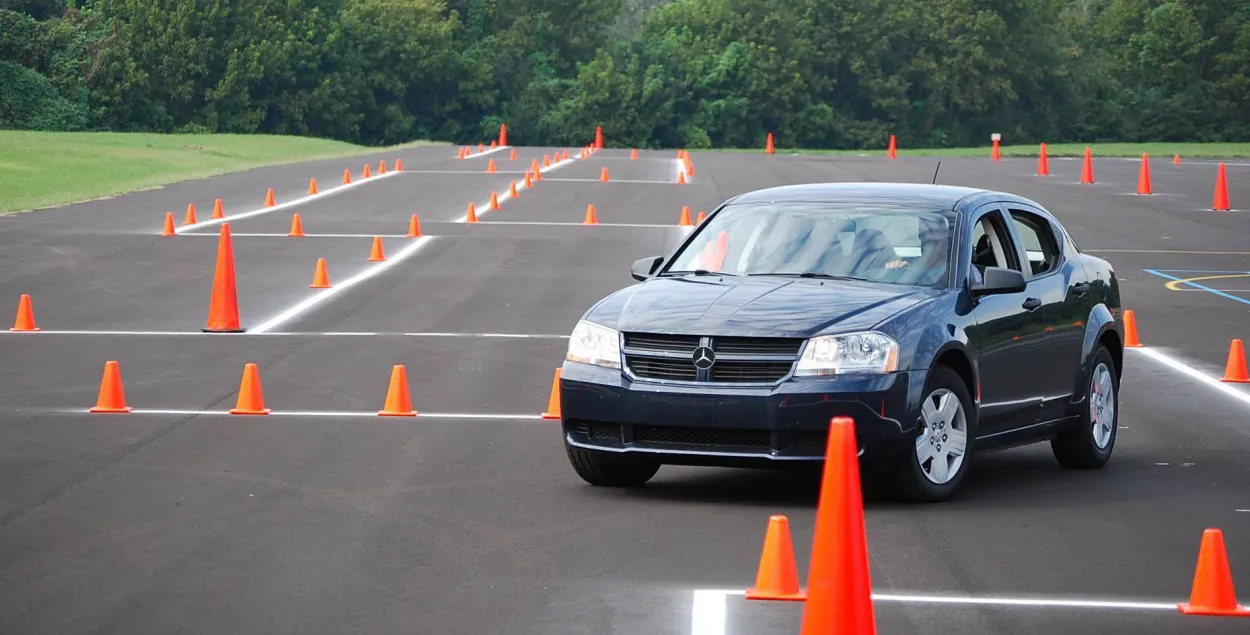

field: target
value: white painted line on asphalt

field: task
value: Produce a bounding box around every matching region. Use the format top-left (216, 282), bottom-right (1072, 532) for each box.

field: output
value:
top-left (459, 146), bottom-right (511, 160)
top-left (455, 153), bottom-right (580, 222)
top-left (542, 178), bottom-right (684, 185)
top-left (248, 236), bottom-right (437, 333)
top-left (179, 232), bottom-right (412, 238)
top-left (691, 590), bottom-right (727, 635)
top-left (0, 329), bottom-right (569, 338)
top-left (478, 220), bottom-right (682, 228)
top-left (1130, 346), bottom-right (1250, 408)
top-left (75, 408), bottom-right (543, 420)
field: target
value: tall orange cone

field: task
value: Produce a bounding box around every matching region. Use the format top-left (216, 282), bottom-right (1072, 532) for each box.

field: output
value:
top-left (745, 515), bottom-right (806, 601)
top-left (486, 159), bottom-right (497, 173)
top-left (203, 224), bottom-right (244, 332)
top-left (88, 361), bottom-right (132, 413)
top-left (161, 212), bottom-right (177, 236)
top-left (1037, 143), bottom-right (1050, 176)
top-left (368, 236), bottom-right (386, 262)
top-left (379, 160), bottom-right (387, 174)
top-left (524, 172), bottom-right (534, 188)
top-left (1178, 528), bottom-right (1250, 616)
top-left (1123, 309), bottom-right (1142, 347)
top-left (288, 213), bottom-right (305, 237)
top-left (1137, 154), bottom-right (1152, 195)
top-left (343, 168), bottom-right (353, 184)
top-left (406, 214), bottom-right (422, 238)
top-left (10, 294), bottom-right (38, 331)
top-left (530, 158), bottom-right (541, 177)
top-left (310, 258), bottom-right (331, 288)
top-left (510, 181), bottom-right (519, 197)
top-left (1081, 146), bottom-right (1094, 184)
top-left (1222, 340), bottom-right (1249, 382)
top-left (679, 206), bottom-right (693, 226)
top-left (466, 202), bottom-right (478, 223)
top-left (600, 167), bottom-right (610, 182)
top-left (490, 191), bottom-right (501, 211)
top-left (766, 132), bottom-right (775, 155)
top-left (363, 164), bottom-right (372, 178)
top-left (1214, 163), bottom-right (1231, 211)
top-left (583, 204), bottom-right (599, 225)
top-left (229, 363), bottom-right (270, 415)
top-left (499, 123), bottom-right (508, 146)
top-left (378, 365), bottom-right (417, 416)
top-left (991, 138), bottom-right (1000, 161)
top-left (184, 203), bottom-right (198, 225)
top-left (799, 417), bottom-right (877, 635)
top-left (212, 198), bottom-right (224, 219)
top-left (395, 158), bottom-right (403, 171)
top-left (887, 134), bottom-right (897, 159)
top-left (308, 178), bottom-right (319, 195)
top-left (595, 125), bottom-right (604, 149)
top-left (541, 368), bottom-right (562, 419)
top-left (264, 188), bottom-right (276, 206)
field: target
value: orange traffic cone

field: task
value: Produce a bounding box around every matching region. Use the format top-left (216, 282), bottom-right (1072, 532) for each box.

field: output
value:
top-left (406, 214), bottom-right (423, 238)
top-left (478, 143), bottom-right (484, 153)
top-left (510, 181), bottom-right (519, 197)
top-left (541, 368), bottom-right (562, 419)
top-left (395, 159), bottom-right (403, 171)
top-left (308, 178), bottom-right (319, 195)
top-left (288, 213), bottom-right (305, 237)
top-left (363, 164), bottom-right (372, 178)
top-left (184, 203), bottom-right (198, 225)
top-left (1037, 143), bottom-right (1050, 176)
top-left (310, 258), bottom-right (331, 288)
top-left (991, 138), bottom-right (1000, 161)
top-left (524, 172), bottom-right (534, 188)
top-left (887, 134), bottom-right (897, 159)
top-left (510, 148), bottom-right (517, 161)
top-left (766, 132), bottom-right (775, 155)
top-left (531, 158), bottom-right (542, 178)
top-left (466, 202), bottom-right (478, 223)
top-left (745, 515), bottom-right (806, 601)
top-left (229, 363), bottom-right (270, 415)
top-left (1174, 154), bottom-right (1181, 165)
top-left (378, 364), bottom-right (418, 416)
top-left (368, 236), bottom-right (386, 262)
top-left (10, 294), bottom-right (38, 331)
top-left (679, 206), bottom-right (692, 226)
top-left (88, 361), bottom-right (132, 413)
top-left (490, 192), bottom-right (501, 211)
top-left (379, 160), bottom-right (388, 174)
top-left (1081, 147), bottom-right (1094, 184)
top-left (499, 122), bottom-right (508, 146)
top-left (490, 140), bottom-right (497, 149)
top-left (1222, 340), bottom-right (1249, 382)
top-left (486, 159), bottom-right (497, 174)
top-left (1214, 163), bottom-right (1231, 211)
top-left (799, 417), bottom-right (878, 635)
top-left (161, 213), bottom-right (177, 236)
top-left (203, 224), bottom-right (244, 332)
top-left (1137, 154), bottom-right (1152, 195)
top-left (696, 211), bottom-right (706, 224)
top-left (583, 204), bottom-right (599, 225)
top-left (677, 171), bottom-right (687, 184)
top-left (1178, 528), bottom-right (1250, 616)
top-left (343, 169), bottom-right (353, 184)
top-left (630, 149), bottom-right (639, 160)
top-left (544, 154), bottom-right (551, 167)
top-left (562, 150), bottom-right (569, 161)
top-left (1123, 309), bottom-right (1142, 347)
top-left (600, 167), bottom-right (610, 182)
top-left (212, 198), bottom-right (224, 219)
top-left (265, 188), bottom-right (276, 206)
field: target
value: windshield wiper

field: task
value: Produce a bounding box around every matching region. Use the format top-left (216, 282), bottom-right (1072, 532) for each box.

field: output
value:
top-left (747, 272), bottom-right (861, 281)
top-left (661, 269), bottom-right (735, 277)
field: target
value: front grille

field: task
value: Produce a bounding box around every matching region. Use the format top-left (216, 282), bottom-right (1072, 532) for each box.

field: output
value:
top-left (622, 332), bottom-right (804, 384)
top-left (634, 425), bottom-right (772, 449)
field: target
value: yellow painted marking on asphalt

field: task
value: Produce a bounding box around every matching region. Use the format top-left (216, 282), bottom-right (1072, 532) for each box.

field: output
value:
top-left (1165, 273), bottom-right (1250, 291)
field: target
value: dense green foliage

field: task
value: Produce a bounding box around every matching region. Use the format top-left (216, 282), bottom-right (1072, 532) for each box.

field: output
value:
top-left (2, 0), bottom-right (1248, 149)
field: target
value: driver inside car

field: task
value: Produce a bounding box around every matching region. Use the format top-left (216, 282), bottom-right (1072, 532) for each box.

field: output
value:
top-left (882, 218), bottom-right (950, 285)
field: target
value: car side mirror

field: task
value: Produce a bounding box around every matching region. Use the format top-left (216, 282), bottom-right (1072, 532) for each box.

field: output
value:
top-left (631, 256), bottom-right (664, 281)
top-left (970, 266), bottom-right (1027, 296)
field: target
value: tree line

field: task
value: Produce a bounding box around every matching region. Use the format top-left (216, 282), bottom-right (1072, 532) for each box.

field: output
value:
top-left (2, 0), bottom-right (1247, 149)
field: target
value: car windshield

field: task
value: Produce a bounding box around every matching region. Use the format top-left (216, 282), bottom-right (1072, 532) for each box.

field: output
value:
top-left (664, 202), bottom-right (957, 287)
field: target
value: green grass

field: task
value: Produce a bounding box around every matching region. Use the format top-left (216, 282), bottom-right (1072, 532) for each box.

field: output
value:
top-left (0, 131), bottom-right (443, 214)
top-left (710, 142), bottom-right (1250, 158)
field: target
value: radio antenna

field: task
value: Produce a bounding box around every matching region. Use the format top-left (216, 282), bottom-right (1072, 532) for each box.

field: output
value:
top-left (931, 161), bottom-right (942, 185)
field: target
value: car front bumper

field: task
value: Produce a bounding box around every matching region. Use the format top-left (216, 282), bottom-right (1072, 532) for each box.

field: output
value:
top-left (559, 361), bottom-right (923, 465)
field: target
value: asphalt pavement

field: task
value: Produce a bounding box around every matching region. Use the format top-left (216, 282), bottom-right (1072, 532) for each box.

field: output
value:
top-left (1, 143), bottom-right (1249, 635)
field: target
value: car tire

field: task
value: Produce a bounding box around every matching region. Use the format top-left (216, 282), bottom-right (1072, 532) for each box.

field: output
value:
top-left (564, 442), bottom-right (661, 487)
top-left (1051, 345), bottom-right (1118, 469)
top-left (891, 364), bottom-right (977, 503)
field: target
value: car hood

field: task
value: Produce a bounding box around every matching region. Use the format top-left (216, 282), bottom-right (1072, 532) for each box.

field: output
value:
top-left (588, 275), bottom-right (938, 337)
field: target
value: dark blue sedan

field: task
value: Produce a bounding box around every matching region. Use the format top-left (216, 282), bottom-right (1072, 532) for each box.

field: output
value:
top-left (557, 183), bottom-right (1125, 502)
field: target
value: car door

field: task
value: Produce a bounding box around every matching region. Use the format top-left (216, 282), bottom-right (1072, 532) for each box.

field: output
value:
top-left (965, 205), bottom-right (1049, 436)
top-left (1002, 205), bottom-right (1088, 422)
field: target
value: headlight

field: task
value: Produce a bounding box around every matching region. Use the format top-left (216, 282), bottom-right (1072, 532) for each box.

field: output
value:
top-left (566, 320), bottom-right (621, 369)
top-left (795, 331), bottom-right (899, 376)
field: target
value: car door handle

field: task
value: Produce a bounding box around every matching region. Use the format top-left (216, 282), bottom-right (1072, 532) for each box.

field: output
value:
top-left (1022, 297), bottom-right (1042, 311)
top-left (1072, 282), bottom-right (1090, 295)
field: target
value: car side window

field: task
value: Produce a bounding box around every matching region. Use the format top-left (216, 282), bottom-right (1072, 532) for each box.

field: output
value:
top-left (1007, 210), bottom-right (1061, 277)
top-left (970, 213), bottom-right (1018, 278)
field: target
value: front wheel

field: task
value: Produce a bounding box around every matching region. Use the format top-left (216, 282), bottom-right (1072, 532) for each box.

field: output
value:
top-left (890, 365), bottom-right (976, 503)
top-left (1051, 345), bottom-right (1118, 469)
top-left (565, 441), bottom-right (661, 487)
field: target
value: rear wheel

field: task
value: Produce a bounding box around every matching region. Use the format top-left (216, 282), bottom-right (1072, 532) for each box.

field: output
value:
top-left (1051, 345), bottom-right (1118, 469)
top-left (565, 441), bottom-right (661, 487)
top-left (891, 365), bottom-right (976, 503)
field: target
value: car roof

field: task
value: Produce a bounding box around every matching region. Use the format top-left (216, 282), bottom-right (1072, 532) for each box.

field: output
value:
top-left (723, 182), bottom-right (1045, 213)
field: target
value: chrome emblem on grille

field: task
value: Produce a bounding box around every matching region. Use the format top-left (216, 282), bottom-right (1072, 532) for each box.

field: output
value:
top-left (692, 346), bottom-right (716, 370)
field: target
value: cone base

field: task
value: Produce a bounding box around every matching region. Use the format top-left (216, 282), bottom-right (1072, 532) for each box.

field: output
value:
top-left (89, 406), bottom-right (133, 413)
top-left (1178, 602), bottom-right (1250, 616)
top-left (1220, 377), bottom-right (1250, 383)
top-left (745, 588), bottom-right (807, 601)
top-left (368, 257), bottom-right (386, 262)
top-left (310, 283), bottom-right (331, 289)
top-left (9, 327), bottom-right (39, 332)
top-left (541, 412), bottom-right (560, 420)
top-left (378, 410), bottom-right (417, 417)
top-left (229, 408), bottom-right (270, 415)
top-left (203, 327), bottom-right (247, 333)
